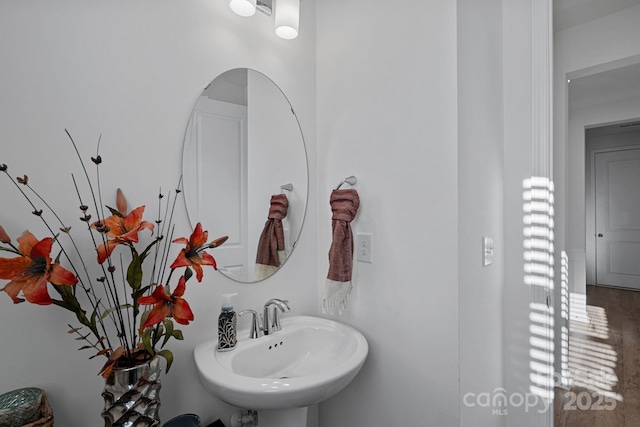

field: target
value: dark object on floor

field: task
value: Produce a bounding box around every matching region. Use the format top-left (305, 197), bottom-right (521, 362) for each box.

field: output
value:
top-left (0, 388), bottom-right (53, 427)
top-left (162, 413), bottom-right (200, 427)
top-left (205, 420), bottom-right (226, 427)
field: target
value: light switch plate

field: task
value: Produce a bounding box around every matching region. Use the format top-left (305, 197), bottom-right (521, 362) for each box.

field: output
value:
top-left (483, 236), bottom-right (494, 266)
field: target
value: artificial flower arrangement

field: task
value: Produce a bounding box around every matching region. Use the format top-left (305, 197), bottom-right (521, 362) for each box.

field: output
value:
top-left (0, 131), bottom-right (226, 377)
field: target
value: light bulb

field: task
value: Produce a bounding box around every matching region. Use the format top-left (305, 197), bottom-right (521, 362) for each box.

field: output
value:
top-left (275, 0), bottom-right (300, 39)
top-left (230, 0), bottom-right (257, 17)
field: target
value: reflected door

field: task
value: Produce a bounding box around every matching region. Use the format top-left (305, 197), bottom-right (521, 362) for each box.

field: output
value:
top-left (184, 97), bottom-right (249, 280)
top-left (595, 149), bottom-right (640, 289)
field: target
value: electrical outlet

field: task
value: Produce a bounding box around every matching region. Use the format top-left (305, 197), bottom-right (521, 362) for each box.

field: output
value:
top-left (483, 236), bottom-right (494, 266)
top-left (356, 233), bottom-right (373, 263)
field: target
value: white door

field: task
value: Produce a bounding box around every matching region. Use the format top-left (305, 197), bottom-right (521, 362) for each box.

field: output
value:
top-left (183, 97), bottom-right (249, 280)
top-left (595, 148), bottom-right (640, 289)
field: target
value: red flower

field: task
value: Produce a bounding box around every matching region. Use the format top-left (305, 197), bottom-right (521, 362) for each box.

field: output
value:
top-left (93, 205), bottom-right (154, 264)
top-left (0, 231), bottom-right (77, 305)
top-left (139, 276), bottom-right (194, 328)
top-left (170, 223), bottom-right (217, 282)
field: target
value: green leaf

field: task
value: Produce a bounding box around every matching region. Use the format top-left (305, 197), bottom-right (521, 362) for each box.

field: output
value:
top-left (157, 349), bottom-right (174, 374)
top-left (153, 324), bottom-right (165, 347)
top-left (139, 310), bottom-right (150, 329)
top-left (139, 239), bottom-right (160, 263)
top-left (162, 319), bottom-right (174, 348)
top-left (0, 247), bottom-right (22, 255)
top-left (142, 328), bottom-right (154, 355)
top-left (53, 249), bottom-right (63, 265)
top-left (53, 299), bottom-right (97, 336)
top-left (52, 282), bottom-right (74, 299)
top-left (90, 305), bottom-right (99, 327)
top-left (99, 304), bottom-right (133, 321)
top-left (132, 285), bottom-right (151, 301)
top-left (106, 205), bottom-right (124, 218)
top-left (183, 267), bottom-right (193, 282)
top-left (172, 329), bottom-right (184, 341)
top-left (126, 253), bottom-right (143, 290)
top-left (51, 287), bottom-right (92, 326)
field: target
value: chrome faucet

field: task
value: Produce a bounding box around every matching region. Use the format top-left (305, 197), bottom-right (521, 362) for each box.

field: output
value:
top-left (263, 299), bottom-right (290, 335)
top-left (238, 309), bottom-right (263, 339)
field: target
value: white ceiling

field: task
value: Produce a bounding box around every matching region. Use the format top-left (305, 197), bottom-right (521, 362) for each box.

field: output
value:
top-left (569, 62), bottom-right (640, 109)
top-left (554, 0), bottom-right (640, 31)
top-left (557, 0), bottom-right (640, 112)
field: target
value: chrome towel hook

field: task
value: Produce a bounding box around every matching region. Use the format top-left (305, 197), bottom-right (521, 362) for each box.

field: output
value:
top-left (335, 175), bottom-right (357, 190)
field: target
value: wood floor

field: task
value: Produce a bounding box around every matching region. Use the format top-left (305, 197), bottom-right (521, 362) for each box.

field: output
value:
top-left (554, 285), bottom-right (640, 426)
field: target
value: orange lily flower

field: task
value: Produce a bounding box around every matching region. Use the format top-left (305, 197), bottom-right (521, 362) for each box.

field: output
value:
top-left (170, 223), bottom-right (217, 282)
top-left (93, 205), bottom-right (154, 264)
top-left (139, 276), bottom-right (194, 328)
top-left (0, 231), bottom-right (77, 305)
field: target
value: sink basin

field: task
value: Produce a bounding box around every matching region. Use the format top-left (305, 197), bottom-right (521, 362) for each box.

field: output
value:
top-left (193, 315), bottom-right (368, 409)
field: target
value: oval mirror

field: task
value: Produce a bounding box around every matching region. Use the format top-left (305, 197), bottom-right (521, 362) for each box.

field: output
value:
top-left (182, 68), bottom-right (308, 283)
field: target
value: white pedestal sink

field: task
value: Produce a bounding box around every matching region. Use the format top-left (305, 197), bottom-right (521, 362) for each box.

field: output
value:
top-left (193, 315), bottom-right (368, 427)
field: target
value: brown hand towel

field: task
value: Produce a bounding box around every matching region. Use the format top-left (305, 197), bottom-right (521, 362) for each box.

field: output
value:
top-left (255, 194), bottom-right (289, 281)
top-left (324, 188), bottom-right (360, 314)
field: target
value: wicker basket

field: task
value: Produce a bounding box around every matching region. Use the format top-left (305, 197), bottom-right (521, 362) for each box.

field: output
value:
top-left (21, 391), bottom-right (53, 427)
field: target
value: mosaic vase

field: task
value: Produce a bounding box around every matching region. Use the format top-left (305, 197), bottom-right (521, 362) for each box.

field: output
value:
top-left (101, 355), bottom-right (161, 427)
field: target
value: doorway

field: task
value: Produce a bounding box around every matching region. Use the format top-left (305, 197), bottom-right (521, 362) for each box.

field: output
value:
top-left (555, 117), bottom-right (640, 426)
top-left (555, 124), bottom-right (640, 427)
top-left (586, 124), bottom-right (640, 289)
top-left (554, 53), bottom-right (640, 425)
top-left (594, 148), bottom-right (640, 289)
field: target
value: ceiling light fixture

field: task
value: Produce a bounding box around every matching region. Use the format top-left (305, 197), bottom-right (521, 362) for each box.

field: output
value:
top-left (229, 0), bottom-right (300, 40)
top-left (229, 0), bottom-right (257, 17)
top-left (275, 0), bottom-right (300, 40)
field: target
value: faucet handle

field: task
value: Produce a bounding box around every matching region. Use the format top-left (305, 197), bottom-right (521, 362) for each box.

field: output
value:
top-left (263, 298), bottom-right (291, 335)
top-left (239, 309), bottom-right (263, 339)
top-left (271, 299), bottom-right (290, 332)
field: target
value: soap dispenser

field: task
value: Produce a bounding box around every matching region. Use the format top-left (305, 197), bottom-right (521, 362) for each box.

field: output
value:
top-left (217, 293), bottom-right (238, 352)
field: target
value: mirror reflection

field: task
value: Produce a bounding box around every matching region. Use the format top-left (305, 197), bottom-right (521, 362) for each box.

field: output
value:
top-left (182, 68), bottom-right (308, 283)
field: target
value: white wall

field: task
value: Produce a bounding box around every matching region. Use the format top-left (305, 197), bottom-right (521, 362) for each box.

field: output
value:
top-left (316, 0), bottom-right (460, 425)
top-left (503, 0), bottom-right (554, 425)
top-left (0, 1), bottom-right (317, 425)
top-left (316, 1), bottom-right (552, 426)
top-left (457, 0), bottom-right (505, 425)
